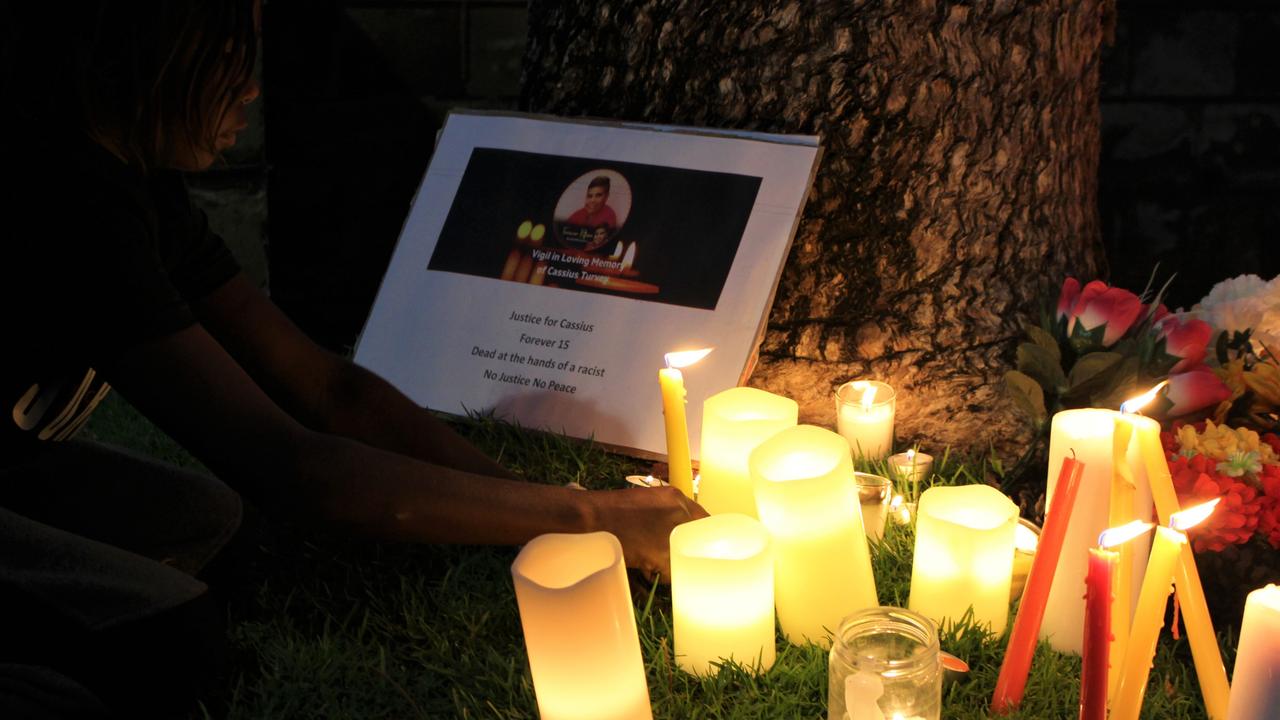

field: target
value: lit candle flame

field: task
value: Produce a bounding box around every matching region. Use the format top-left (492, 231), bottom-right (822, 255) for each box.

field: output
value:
top-left (1098, 519), bottom-right (1154, 548)
top-left (851, 380), bottom-right (876, 411)
top-left (1170, 497), bottom-right (1220, 531)
top-left (664, 347), bottom-right (713, 369)
top-left (621, 242), bottom-right (637, 271)
top-left (905, 448), bottom-right (916, 462)
top-left (1120, 381), bottom-right (1169, 415)
top-left (609, 241), bottom-right (623, 259)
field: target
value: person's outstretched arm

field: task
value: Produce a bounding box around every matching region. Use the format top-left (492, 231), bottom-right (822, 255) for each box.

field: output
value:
top-left (193, 273), bottom-right (528, 479)
top-left (100, 313), bottom-right (702, 576)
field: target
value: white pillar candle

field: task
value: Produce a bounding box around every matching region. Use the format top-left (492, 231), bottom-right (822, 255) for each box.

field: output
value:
top-left (834, 380), bottom-right (896, 459)
top-left (1227, 584), bottom-right (1280, 720)
top-left (511, 532), bottom-right (652, 720)
top-left (908, 484), bottom-right (1019, 633)
top-left (698, 387), bottom-right (798, 517)
top-left (669, 513), bottom-right (775, 675)
top-left (751, 425), bottom-right (878, 645)
top-left (1040, 409), bottom-right (1154, 654)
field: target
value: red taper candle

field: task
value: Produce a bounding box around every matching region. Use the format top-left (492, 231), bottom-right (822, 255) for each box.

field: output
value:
top-left (1081, 545), bottom-right (1117, 720)
top-left (991, 456), bottom-right (1085, 714)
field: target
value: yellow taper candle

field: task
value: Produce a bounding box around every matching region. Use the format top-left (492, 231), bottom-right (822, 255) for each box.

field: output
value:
top-left (698, 387), bottom-right (798, 517)
top-left (1111, 499), bottom-right (1219, 720)
top-left (669, 513), bottom-right (775, 675)
top-left (1125, 383), bottom-right (1231, 720)
top-left (511, 532), bottom-right (652, 720)
top-left (750, 425), bottom-right (878, 646)
top-left (659, 348), bottom-right (712, 499)
top-left (1108, 413), bottom-right (1139, 697)
top-left (908, 484), bottom-right (1020, 634)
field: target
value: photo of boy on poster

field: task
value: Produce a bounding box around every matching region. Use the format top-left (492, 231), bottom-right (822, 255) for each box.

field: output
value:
top-left (560, 174), bottom-right (625, 250)
top-left (427, 148), bottom-right (761, 311)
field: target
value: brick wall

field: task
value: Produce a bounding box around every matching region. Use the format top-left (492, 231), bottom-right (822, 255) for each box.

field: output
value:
top-left (1100, 0), bottom-right (1280, 309)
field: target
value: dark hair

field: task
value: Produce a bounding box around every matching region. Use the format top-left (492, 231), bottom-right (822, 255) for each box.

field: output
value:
top-left (588, 176), bottom-right (611, 193)
top-left (0, 0), bottom-right (257, 170)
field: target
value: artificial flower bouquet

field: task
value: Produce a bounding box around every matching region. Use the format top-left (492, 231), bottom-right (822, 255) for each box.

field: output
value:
top-left (1007, 272), bottom-right (1280, 623)
top-left (1005, 275), bottom-right (1235, 429)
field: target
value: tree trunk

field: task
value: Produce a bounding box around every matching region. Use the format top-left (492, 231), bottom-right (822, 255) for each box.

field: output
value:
top-left (522, 0), bottom-right (1107, 464)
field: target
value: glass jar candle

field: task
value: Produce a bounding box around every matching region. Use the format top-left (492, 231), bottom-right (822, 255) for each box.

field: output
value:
top-left (828, 607), bottom-right (942, 720)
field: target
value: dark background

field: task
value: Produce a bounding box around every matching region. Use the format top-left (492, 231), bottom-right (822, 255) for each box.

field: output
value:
top-left (428, 148), bottom-right (759, 310)
top-left (260, 0), bottom-right (1279, 351)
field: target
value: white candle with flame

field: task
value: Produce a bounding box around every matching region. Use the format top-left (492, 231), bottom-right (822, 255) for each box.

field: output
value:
top-left (835, 380), bottom-right (896, 459)
top-left (659, 348), bottom-right (712, 499)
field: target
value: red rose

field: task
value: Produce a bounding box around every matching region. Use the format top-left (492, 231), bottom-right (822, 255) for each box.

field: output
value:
top-left (1063, 280), bottom-right (1144, 348)
top-left (1154, 314), bottom-right (1213, 374)
top-left (1162, 365), bottom-right (1233, 418)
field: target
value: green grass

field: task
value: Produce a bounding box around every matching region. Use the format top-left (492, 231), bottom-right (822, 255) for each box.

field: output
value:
top-left (82, 393), bottom-right (1221, 719)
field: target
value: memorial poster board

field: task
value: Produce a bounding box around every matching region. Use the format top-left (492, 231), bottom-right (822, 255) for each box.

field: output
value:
top-left (355, 111), bottom-right (820, 459)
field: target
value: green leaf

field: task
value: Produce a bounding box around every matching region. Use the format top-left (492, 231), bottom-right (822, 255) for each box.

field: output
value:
top-left (1066, 351), bottom-right (1125, 398)
top-left (1017, 342), bottom-right (1067, 394)
top-left (1093, 356), bottom-right (1142, 409)
top-left (1005, 370), bottom-right (1047, 425)
top-left (1026, 325), bottom-right (1061, 364)
top-left (1068, 321), bottom-right (1107, 354)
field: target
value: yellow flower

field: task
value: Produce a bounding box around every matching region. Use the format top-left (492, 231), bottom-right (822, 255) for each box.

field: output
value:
top-left (1243, 359), bottom-right (1280, 408)
top-left (1179, 419), bottom-right (1278, 465)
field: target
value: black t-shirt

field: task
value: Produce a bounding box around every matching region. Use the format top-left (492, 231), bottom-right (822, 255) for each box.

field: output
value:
top-left (0, 134), bottom-right (240, 456)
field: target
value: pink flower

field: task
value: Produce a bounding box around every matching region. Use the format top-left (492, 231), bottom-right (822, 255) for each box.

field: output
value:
top-left (1057, 277), bottom-right (1082, 326)
top-left (1162, 365), bottom-right (1233, 417)
top-left (1062, 279), bottom-right (1144, 348)
top-left (1155, 314), bottom-right (1213, 374)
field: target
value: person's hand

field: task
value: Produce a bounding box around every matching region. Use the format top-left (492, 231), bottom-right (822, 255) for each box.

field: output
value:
top-left (591, 486), bottom-right (708, 581)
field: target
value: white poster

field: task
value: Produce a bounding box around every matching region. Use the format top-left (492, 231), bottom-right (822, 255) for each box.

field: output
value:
top-left (355, 110), bottom-right (820, 459)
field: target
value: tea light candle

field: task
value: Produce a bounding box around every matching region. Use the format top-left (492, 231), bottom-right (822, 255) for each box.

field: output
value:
top-left (908, 484), bottom-right (1020, 634)
top-left (1227, 584), bottom-right (1280, 720)
top-left (511, 532), bottom-right (652, 720)
top-left (1041, 408), bottom-right (1154, 654)
top-left (669, 514), bottom-right (775, 676)
top-left (658, 348), bottom-right (712, 499)
top-left (697, 387), bottom-right (798, 517)
top-left (888, 449), bottom-right (933, 498)
top-left (751, 425), bottom-right (878, 645)
top-left (835, 380), bottom-right (896, 459)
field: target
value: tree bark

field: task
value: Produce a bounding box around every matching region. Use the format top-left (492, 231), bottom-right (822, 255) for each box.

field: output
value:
top-left (522, 0), bottom-right (1106, 463)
